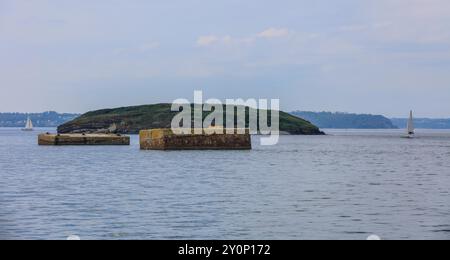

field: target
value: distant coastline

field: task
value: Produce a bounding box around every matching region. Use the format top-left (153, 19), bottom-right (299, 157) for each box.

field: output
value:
top-left (0, 112), bottom-right (79, 127)
top-left (2, 110), bottom-right (450, 130)
top-left (291, 111), bottom-right (397, 129)
top-left (291, 111), bottom-right (450, 130)
top-left (391, 118), bottom-right (450, 129)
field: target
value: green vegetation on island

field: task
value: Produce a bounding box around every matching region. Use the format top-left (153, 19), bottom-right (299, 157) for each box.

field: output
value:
top-left (58, 104), bottom-right (324, 135)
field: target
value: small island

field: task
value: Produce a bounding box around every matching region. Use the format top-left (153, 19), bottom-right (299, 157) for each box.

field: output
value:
top-left (58, 104), bottom-right (324, 135)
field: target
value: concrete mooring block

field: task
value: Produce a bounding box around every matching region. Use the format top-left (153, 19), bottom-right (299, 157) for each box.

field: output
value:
top-left (139, 129), bottom-right (252, 150)
top-left (38, 133), bottom-right (130, 146)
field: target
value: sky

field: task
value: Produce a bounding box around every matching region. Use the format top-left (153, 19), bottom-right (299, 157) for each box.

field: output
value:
top-left (1, 0), bottom-right (450, 117)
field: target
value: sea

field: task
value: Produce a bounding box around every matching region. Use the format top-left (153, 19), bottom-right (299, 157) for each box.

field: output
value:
top-left (0, 128), bottom-right (449, 240)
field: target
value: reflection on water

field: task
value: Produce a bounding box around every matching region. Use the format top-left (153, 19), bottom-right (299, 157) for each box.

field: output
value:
top-left (0, 128), bottom-right (449, 240)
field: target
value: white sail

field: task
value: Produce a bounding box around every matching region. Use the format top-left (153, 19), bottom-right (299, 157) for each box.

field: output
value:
top-left (24, 117), bottom-right (33, 130)
top-left (407, 110), bottom-right (414, 135)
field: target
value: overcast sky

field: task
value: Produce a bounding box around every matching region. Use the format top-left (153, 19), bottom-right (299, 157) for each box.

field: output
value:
top-left (1, 0), bottom-right (450, 117)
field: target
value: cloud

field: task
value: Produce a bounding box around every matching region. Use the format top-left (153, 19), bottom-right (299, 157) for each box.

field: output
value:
top-left (366, 0), bottom-right (450, 44)
top-left (257, 28), bottom-right (290, 38)
top-left (338, 25), bottom-right (370, 33)
top-left (197, 27), bottom-right (290, 47)
top-left (138, 42), bottom-right (160, 52)
top-left (338, 22), bottom-right (392, 34)
top-left (196, 34), bottom-right (255, 47)
top-left (197, 35), bottom-right (220, 46)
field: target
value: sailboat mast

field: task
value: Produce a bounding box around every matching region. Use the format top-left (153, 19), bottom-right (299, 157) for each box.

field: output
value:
top-left (407, 110), bottom-right (414, 135)
top-left (25, 117), bottom-right (33, 129)
top-left (22, 116), bottom-right (34, 131)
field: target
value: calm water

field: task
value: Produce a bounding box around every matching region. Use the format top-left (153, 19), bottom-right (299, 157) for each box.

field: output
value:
top-left (0, 128), bottom-right (449, 240)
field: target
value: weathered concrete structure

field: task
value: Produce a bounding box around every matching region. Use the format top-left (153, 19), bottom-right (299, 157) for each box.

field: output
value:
top-left (38, 133), bottom-right (130, 146)
top-left (139, 129), bottom-right (252, 150)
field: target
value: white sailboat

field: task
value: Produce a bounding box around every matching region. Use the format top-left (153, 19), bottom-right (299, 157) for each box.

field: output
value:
top-left (403, 110), bottom-right (415, 138)
top-left (22, 117), bottom-right (34, 131)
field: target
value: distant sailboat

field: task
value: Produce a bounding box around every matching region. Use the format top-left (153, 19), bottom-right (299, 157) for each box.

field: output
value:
top-left (22, 117), bottom-right (34, 131)
top-left (404, 110), bottom-right (415, 138)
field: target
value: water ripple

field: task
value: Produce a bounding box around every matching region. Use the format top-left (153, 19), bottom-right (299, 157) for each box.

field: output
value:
top-left (1, 128), bottom-right (449, 240)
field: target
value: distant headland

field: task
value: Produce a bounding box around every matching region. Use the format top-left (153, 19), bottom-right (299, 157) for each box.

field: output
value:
top-left (291, 111), bottom-right (397, 129)
top-left (291, 111), bottom-right (450, 129)
top-left (0, 111), bottom-right (79, 127)
top-left (391, 118), bottom-right (450, 129)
